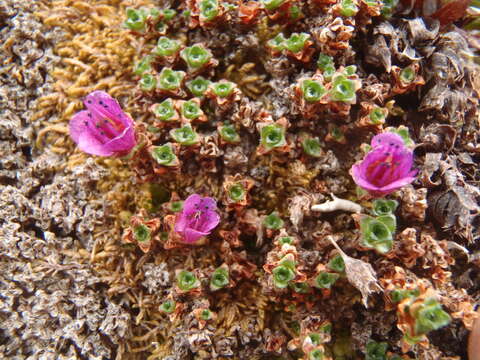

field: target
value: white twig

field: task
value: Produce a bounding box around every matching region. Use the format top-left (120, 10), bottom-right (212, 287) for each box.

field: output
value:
top-left (311, 194), bottom-right (362, 213)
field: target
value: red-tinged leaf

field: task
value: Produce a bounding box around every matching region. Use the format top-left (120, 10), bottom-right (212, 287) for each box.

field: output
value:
top-left (431, 0), bottom-right (470, 26)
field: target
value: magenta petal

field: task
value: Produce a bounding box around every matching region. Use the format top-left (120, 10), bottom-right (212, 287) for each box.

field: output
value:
top-left (198, 211), bottom-right (220, 232)
top-left (102, 126), bottom-right (136, 155)
top-left (183, 228), bottom-right (209, 244)
top-left (371, 132), bottom-right (404, 148)
top-left (69, 110), bottom-right (90, 144)
top-left (351, 164), bottom-right (381, 192)
top-left (174, 212), bottom-right (188, 233)
top-left (84, 91), bottom-right (132, 127)
top-left (77, 129), bottom-right (114, 156)
top-left (378, 175), bottom-right (416, 193)
top-left (183, 194), bottom-right (203, 213)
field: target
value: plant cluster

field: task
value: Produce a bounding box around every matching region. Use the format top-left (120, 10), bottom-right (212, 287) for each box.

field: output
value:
top-left (65, 0), bottom-right (478, 358)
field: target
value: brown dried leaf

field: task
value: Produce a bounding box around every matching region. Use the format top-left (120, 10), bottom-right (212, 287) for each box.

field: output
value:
top-left (326, 236), bottom-right (382, 307)
top-left (431, 0), bottom-right (470, 26)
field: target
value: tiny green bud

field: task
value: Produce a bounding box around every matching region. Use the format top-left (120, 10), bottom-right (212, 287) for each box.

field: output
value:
top-left (162, 8), bottom-right (176, 21)
top-left (134, 55), bottom-right (153, 76)
top-left (366, 341), bottom-right (388, 360)
top-left (302, 138), bottom-right (322, 158)
top-left (170, 125), bottom-right (199, 146)
top-left (170, 201), bottom-right (184, 212)
top-left (155, 37), bottom-right (181, 57)
top-left (263, 212), bottom-right (284, 230)
top-left (360, 216), bottom-right (394, 254)
top-left (289, 5), bottom-right (302, 20)
top-left (381, 0), bottom-right (398, 17)
top-left (330, 127), bottom-right (345, 142)
top-left (181, 45), bottom-right (212, 70)
top-left (285, 32), bottom-right (310, 53)
top-left (391, 288), bottom-right (419, 303)
top-left (272, 264), bottom-right (296, 288)
top-left (267, 33), bottom-right (286, 52)
top-left (339, 0), bottom-right (358, 17)
top-left (317, 53), bottom-right (334, 71)
top-left (160, 299), bottom-right (176, 313)
top-left (369, 107), bottom-right (387, 124)
top-left (151, 144), bottom-right (177, 166)
top-left (212, 81), bottom-right (235, 98)
top-left (372, 199), bottom-right (398, 216)
top-left (322, 64), bottom-right (336, 81)
top-left (260, 124), bottom-right (286, 150)
top-left (199, 0), bottom-right (219, 21)
top-left (210, 267), bottom-right (229, 290)
top-left (177, 270), bottom-right (200, 291)
top-left (330, 75), bottom-right (357, 103)
top-left (344, 65), bottom-right (357, 76)
top-left (182, 9), bottom-right (191, 17)
top-left (308, 333), bottom-right (321, 346)
top-left (140, 73), bottom-right (157, 91)
top-left (187, 76), bottom-right (211, 97)
top-left (152, 99), bottom-right (177, 122)
top-left (158, 68), bottom-right (184, 91)
top-left (414, 298), bottom-right (451, 336)
top-left (133, 224), bottom-right (151, 243)
top-left (262, 0), bottom-right (285, 11)
top-left (400, 67), bottom-right (415, 83)
top-left (228, 183), bottom-right (246, 202)
top-left (301, 80), bottom-right (326, 102)
top-left (200, 309), bottom-right (213, 320)
top-left (309, 349), bottom-right (324, 360)
top-left (181, 100), bottom-right (202, 120)
top-left (124, 8), bottom-right (147, 31)
top-left (320, 323), bottom-right (332, 333)
top-left (314, 272), bottom-right (339, 289)
top-left (327, 255), bottom-right (345, 273)
top-left (278, 236), bottom-right (293, 245)
top-left (219, 124), bottom-right (240, 143)
top-left (290, 281), bottom-right (310, 293)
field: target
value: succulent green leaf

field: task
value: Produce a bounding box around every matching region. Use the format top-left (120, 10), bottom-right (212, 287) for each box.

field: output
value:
top-left (210, 267), bottom-right (229, 290)
top-left (228, 183), bottom-right (246, 202)
top-left (177, 270), bottom-right (200, 291)
top-left (366, 340), bottom-right (388, 360)
top-left (140, 73), bottom-right (157, 91)
top-left (133, 224), bottom-right (151, 243)
top-left (155, 37), bottom-right (181, 57)
top-left (263, 212), bottom-right (284, 229)
top-left (160, 299), bottom-right (176, 313)
top-left (170, 125), bottom-right (199, 146)
top-left (301, 80), bottom-right (326, 102)
top-left (158, 68), bottom-right (184, 91)
top-left (199, 0), bottom-right (219, 21)
top-left (330, 75), bottom-right (357, 103)
top-left (124, 8), bottom-right (147, 31)
top-left (134, 55), bottom-right (153, 76)
top-left (260, 124), bottom-right (286, 150)
top-left (262, 0), bottom-right (285, 11)
top-left (219, 124), bottom-right (240, 143)
top-left (327, 255), bottom-right (345, 273)
top-left (181, 100), bottom-right (202, 120)
top-left (187, 76), bottom-right (211, 97)
top-left (151, 144), bottom-right (177, 166)
top-left (152, 98), bottom-right (177, 122)
top-left (181, 45), bottom-right (212, 70)
top-left (414, 298), bottom-right (451, 336)
top-left (372, 199), bottom-right (398, 216)
top-left (314, 272), bottom-right (339, 289)
top-left (309, 348), bottom-right (324, 360)
top-left (400, 67), bottom-right (415, 84)
top-left (170, 201), bottom-right (184, 212)
top-left (272, 264), bottom-right (295, 288)
top-left (285, 33), bottom-right (310, 53)
top-left (360, 216), bottom-right (394, 254)
top-left (212, 81), bottom-right (235, 98)
top-left (340, 0), bottom-right (359, 16)
top-left (267, 33), bottom-right (286, 52)
top-left (317, 53), bottom-right (334, 71)
top-left (369, 107), bottom-right (387, 124)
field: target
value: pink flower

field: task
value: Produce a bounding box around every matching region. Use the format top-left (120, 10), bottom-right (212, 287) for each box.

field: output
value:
top-left (69, 91), bottom-right (136, 156)
top-left (174, 194), bottom-right (220, 244)
top-left (350, 133), bottom-right (417, 197)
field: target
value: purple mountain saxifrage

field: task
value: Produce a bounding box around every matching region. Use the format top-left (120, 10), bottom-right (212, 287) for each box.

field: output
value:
top-left (69, 91), bottom-right (136, 156)
top-left (350, 133), bottom-right (417, 197)
top-left (174, 194), bottom-right (221, 244)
